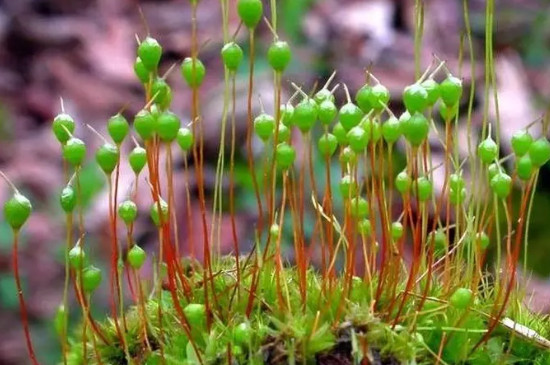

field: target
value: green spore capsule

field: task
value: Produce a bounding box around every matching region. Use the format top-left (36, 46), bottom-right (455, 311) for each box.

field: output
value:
top-left (4, 193), bottom-right (32, 230)
top-left (107, 113), bottom-right (129, 144)
top-left (276, 143), bottom-right (296, 170)
top-left (439, 101), bottom-right (458, 121)
top-left (95, 143), bottom-right (119, 174)
top-left (233, 322), bottom-right (252, 347)
top-left (355, 85), bottom-right (373, 113)
top-left (269, 224), bottom-right (280, 239)
top-left (177, 127), bottom-right (194, 152)
top-left (63, 137), bottom-right (87, 167)
top-left (150, 198), bottom-right (169, 227)
top-left (82, 266), bottom-right (102, 293)
top-left (402, 112), bottom-right (429, 146)
top-left (403, 83), bottom-right (428, 114)
top-left (391, 222), bottom-right (404, 240)
top-left (449, 173), bottom-right (465, 191)
top-left (357, 219), bottom-right (372, 235)
top-left (477, 136), bottom-right (498, 164)
top-left (439, 75), bottom-right (462, 107)
top-left (339, 146), bottom-right (357, 165)
top-left (151, 78), bottom-right (172, 109)
top-left (398, 111), bottom-right (410, 126)
top-left (428, 230), bottom-right (447, 257)
top-left (181, 57), bottom-right (206, 88)
top-left (280, 103), bottom-right (295, 127)
top-left (367, 84), bottom-right (390, 112)
top-left (221, 42), bottom-right (244, 71)
top-left (157, 111), bottom-right (181, 142)
top-left (314, 89), bottom-right (335, 104)
top-left (349, 197), bottom-right (369, 219)
top-left (395, 171), bottom-right (412, 194)
top-left (382, 117), bottom-right (402, 144)
top-left (233, 344), bottom-right (243, 357)
top-left (68, 245), bottom-right (87, 270)
top-left (133, 57), bottom-right (150, 84)
top-left (332, 122), bottom-right (348, 146)
top-left (134, 109), bottom-right (156, 141)
top-left (138, 36), bottom-right (162, 71)
top-left (118, 200), bottom-right (138, 225)
top-left (511, 130), bottom-right (533, 157)
top-left (421, 79), bottom-right (440, 106)
top-left (449, 287), bottom-right (473, 310)
top-left (339, 175), bottom-right (357, 197)
top-left (516, 154), bottom-right (534, 181)
top-left (339, 102), bottom-right (363, 131)
top-left (488, 163), bottom-right (499, 180)
top-left (54, 305), bottom-right (67, 338)
top-left (362, 118), bottom-right (382, 143)
top-left (318, 133), bottom-right (338, 157)
top-left (267, 40), bottom-right (292, 72)
top-left (184, 303), bottom-right (206, 329)
top-left (52, 113), bottom-right (76, 144)
top-left (293, 98), bottom-right (318, 133)
top-left (254, 113), bottom-right (275, 142)
top-left (476, 232), bottom-right (490, 250)
top-left (449, 187), bottom-right (466, 205)
top-left (237, 0), bottom-right (263, 29)
top-left (414, 176), bottom-right (433, 202)
top-left (129, 146), bottom-right (147, 174)
top-left (318, 100), bottom-right (338, 125)
top-left (127, 245), bottom-right (147, 269)
top-left (490, 172), bottom-right (512, 199)
top-left (276, 124), bottom-right (291, 143)
top-left (60, 186), bottom-right (76, 213)
top-left (529, 137), bottom-right (550, 167)
top-left (347, 126), bottom-right (368, 152)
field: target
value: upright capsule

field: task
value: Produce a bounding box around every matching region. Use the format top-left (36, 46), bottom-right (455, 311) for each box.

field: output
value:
top-left (129, 146), bottom-right (147, 174)
top-left (439, 75), bottom-right (462, 107)
top-left (221, 42), bottom-right (244, 71)
top-left (293, 98), bottom-right (318, 133)
top-left (127, 245), bottom-right (147, 269)
top-left (254, 113), bottom-right (275, 142)
top-left (403, 83), bottom-right (428, 114)
top-left (477, 136), bottom-right (498, 164)
top-left (4, 192), bottom-right (32, 231)
top-left (118, 200), bottom-right (138, 225)
top-left (267, 40), bottom-right (292, 72)
top-left (181, 57), bottom-right (206, 88)
top-left (133, 57), bottom-right (150, 84)
top-left (52, 113), bottom-right (76, 144)
top-left (156, 111), bottom-right (181, 142)
top-left (134, 109), bottom-right (156, 141)
top-left (151, 78), bottom-right (172, 109)
top-left (237, 0), bottom-right (263, 29)
top-left (366, 84), bottom-right (390, 113)
top-left (177, 127), bottom-right (194, 152)
top-left (60, 186), bottom-right (77, 213)
top-left (138, 36), bottom-right (162, 71)
top-left (339, 102), bottom-right (363, 131)
top-left (95, 143), bottom-right (119, 174)
top-left (63, 137), bottom-right (87, 167)
top-left (107, 113), bottom-right (129, 144)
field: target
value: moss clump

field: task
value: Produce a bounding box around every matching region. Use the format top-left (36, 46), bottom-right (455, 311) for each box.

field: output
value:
top-left (64, 259), bottom-right (550, 365)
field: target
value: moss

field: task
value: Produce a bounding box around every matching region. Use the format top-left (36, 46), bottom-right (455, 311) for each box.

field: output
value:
top-left (63, 260), bottom-right (550, 365)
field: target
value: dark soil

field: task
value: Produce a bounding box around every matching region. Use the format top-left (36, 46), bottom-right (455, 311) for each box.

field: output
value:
top-left (263, 324), bottom-right (401, 365)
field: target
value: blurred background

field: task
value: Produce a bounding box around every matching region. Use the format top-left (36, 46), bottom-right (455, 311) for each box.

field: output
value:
top-left (0, 0), bottom-right (550, 363)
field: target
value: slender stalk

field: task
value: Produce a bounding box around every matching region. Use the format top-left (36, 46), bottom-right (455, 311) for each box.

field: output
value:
top-left (12, 231), bottom-right (39, 365)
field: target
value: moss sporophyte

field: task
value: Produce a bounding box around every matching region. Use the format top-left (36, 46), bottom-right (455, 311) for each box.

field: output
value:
top-left (3, 0), bottom-right (550, 364)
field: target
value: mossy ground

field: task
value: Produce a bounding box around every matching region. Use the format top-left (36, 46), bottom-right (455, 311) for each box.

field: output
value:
top-left (65, 257), bottom-right (550, 365)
